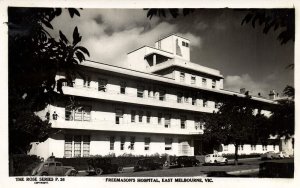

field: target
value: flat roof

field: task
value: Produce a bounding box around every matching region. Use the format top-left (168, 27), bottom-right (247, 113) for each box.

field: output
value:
top-left (148, 59), bottom-right (224, 78)
top-left (156, 33), bottom-right (190, 42)
top-left (127, 45), bottom-right (173, 55)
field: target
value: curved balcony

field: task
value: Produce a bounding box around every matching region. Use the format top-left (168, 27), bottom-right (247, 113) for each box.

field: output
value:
top-left (62, 86), bottom-right (217, 113)
top-left (51, 120), bottom-right (204, 135)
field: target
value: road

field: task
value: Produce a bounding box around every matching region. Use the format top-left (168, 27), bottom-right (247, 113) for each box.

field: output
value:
top-left (84, 158), bottom-right (293, 177)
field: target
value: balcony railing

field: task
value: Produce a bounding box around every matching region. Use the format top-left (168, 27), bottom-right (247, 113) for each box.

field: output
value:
top-left (62, 85), bottom-right (218, 113)
top-left (51, 119), bottom-right (204, 135)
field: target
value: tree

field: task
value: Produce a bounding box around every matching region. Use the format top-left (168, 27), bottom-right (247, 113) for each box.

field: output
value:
top-left (202, 95), bottom-right (269, 165)
top-left (8, 8), bottom-right (90, 154)
top-left (268, 98), bottom-right (294, 140)
top-left (146, 8), bottom-right (294, 46)
top-left (241, 9), bottom-right (295, 45)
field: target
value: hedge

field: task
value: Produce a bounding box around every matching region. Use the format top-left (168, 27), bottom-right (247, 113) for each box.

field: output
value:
top-left (10, 154), bottom-right (42, 176)
top-left (56, 153), bottom-right (171, 170)
top-left (222, 153), bottom-right (261, 159)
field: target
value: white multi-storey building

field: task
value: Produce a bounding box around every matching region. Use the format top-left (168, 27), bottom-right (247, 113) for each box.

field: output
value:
top-left (29, 34), bottom-right (280, 159)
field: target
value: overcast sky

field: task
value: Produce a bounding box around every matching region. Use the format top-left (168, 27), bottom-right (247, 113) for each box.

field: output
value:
top-left (49, 9), bottom-right (294, 97)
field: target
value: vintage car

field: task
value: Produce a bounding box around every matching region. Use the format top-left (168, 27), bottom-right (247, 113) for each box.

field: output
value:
top-left (276, 151), bottom-right (290, 159)
top-left (32, 161), bottom-right (77, 176)
top-left (261, 151), bottom-right (281, 160)
top-left (87, 158), bottom-right (123, 175)
top-left (134, 158), bottom-right (163, 171)
top-left (169, 156), bottom-right (200, 168)
top-left (204, 154), bottom-right (228, 165)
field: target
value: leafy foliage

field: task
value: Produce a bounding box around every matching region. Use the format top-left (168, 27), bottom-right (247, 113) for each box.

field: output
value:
top-left (283, 85), bottom-right (294, 98)
top-left (202, 95), bottom-right (271, 164)
top-left (268, 99), bottom-right (294, 139)
top-left (241, 9), bottom-right (295, 45)
top-left (8, 7), bottom-right (89, 154)
top-left (145, 8), bottom-right (195, 19)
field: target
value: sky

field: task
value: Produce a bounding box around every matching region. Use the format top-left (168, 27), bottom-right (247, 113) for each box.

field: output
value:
top-left (49, 9), bottom-right (294, 97)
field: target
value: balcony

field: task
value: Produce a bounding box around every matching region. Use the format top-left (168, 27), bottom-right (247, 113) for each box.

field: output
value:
top-left (62, 86), bottom-right (217, 113)
top-left (51, 120), bottom-right (204, 135)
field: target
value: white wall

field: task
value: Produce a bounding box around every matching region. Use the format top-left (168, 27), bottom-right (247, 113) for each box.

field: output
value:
top-left (28, 140), bottom-right (50, 160)
top-left (127, 47), bottom-right (149, 72)
top-left (220, 143), bottom-right (280, 155)
top-left (35, 132), bottom-right (194, 158)
top-left (173, 69), bottom-right (222, 90)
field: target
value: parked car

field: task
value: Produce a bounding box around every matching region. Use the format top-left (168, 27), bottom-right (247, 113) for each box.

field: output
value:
top-left (87, 158), bottom-right (122, 175)
top-left (169, 156), bottom-right (200, 168)
top-left (204, 154), bottom-right (228, 165)
top-left (188, 156), bottom-right (201, 166)
top-left (134, 158), bottom-right (163, 171)
top-left (276, 151), bottom-right (290, 159)
top-left (261, 151), bottom-right (278, 160)
top-left (32, 161), bottom-right (77, 176)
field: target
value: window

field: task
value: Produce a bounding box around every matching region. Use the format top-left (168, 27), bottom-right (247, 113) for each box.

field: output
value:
top-left (212, 80), bottom-right (216, 89)
top-left (238, 145), bottom-right (244, 151)
top-left (115, 109), bottom-right (123, 124)
top-left (49, 163), bottom-right (55, 167)
top-left (148, 87), bottom-right (153, 98)
top-left (131, 110), bottom-right (136, 123)
top-left (251, 145), bottom-right (256, 151)
top-left (177, 92), bottom-right (183, 103)
top-left (146, 112), bottom-right (151, 123)
top-left (191, 76), bottom-right (196, 84)
top-left (64, 135), bottom-right (72, 157)
top-left (56, 163), bottom-right (62, 166)
top-left (74, 106), bottom-right (91, 121)
top-left (180, 72), bottom-right (185, 82)
top-left (180, 115), bottom-right (186, 129)
top-left (83, 76), bottom-right (90, 88)
top-left (130, 136), bottom-right (135, 150)
top-left (273, 145), bottom-right (276, 150)
top-left (159, 90), bottom-right (166, 101)
top-left (202, 78), bottom-right (207, 87)
top-left (262, 145), bottom-right (268, 151)
top-left (137, 86), bottom-right (144, 98)
top-left (74, 135), bottom-right (82, 157)
top-left (192, 96), bottom-right (196, 105)
top-left (195, 117), bottom-right (204, 130)
top-left (120, 81), bottom-right (126, 94)
top-left (203, 99), bottom-right (208, 107)
top-left (165, 138), bottom-right (173, 150)
top-left (182, 41), bottom-right (189, 47)
top-left (82, 136), bottom-right (90, 157)
top-left (164, 114), bottom-right (171, 128)
top-left (184, 93), bottom-right (189, 103)
top-left (158, 113), bottom-right (162, 125)
top-left (65, 106), bottom-right (73, 121)
top-left (109, 136), bottom-right (115, 150)
top-left (223, 145), bottom-right (228, 151)
top-left (98, 78), bottom-right (107, 92)
top-left (139, 111), bottom-right (143, 123)
top-left (120, 136), bottom-right (125, 150)
top-left (144, 137), bottom-right (150, 150)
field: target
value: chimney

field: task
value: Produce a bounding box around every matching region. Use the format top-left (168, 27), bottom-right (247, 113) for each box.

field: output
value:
top-left (269, 90), bottom-right (276, 100)
top-left (240, 88), bottom-right (246, 94)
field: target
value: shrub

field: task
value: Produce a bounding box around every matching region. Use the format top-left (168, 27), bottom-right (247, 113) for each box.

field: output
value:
top-left (10, 154), bottom-right (42, 176)
top-left (222, 153), bottom-right (261, 159)
top-left (55, 153), bottom-right (169, 170)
